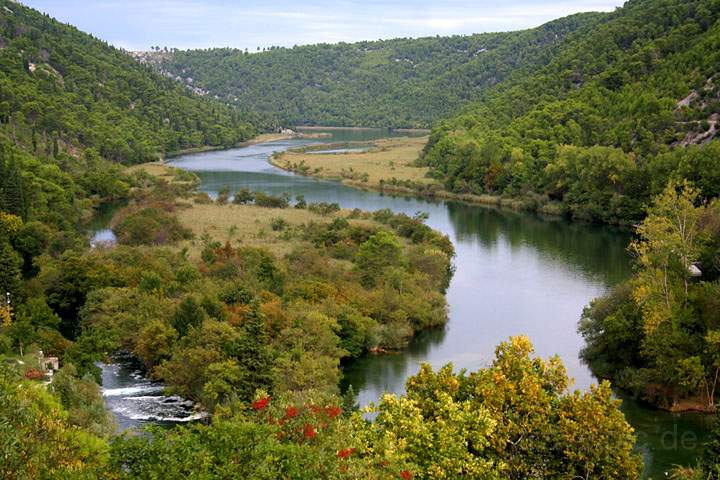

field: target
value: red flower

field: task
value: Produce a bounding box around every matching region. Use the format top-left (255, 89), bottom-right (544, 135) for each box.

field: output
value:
top-left (400, 471), bottom-right (412, 480)
top-left (336, 448), bottom-right (354, 459)
top-left (325, 406), bottom-right (342, 418)
top-left (303, 423), bottom-right (316, 439)
top-left (285, 406), bottom-right (299, 418)
top-left (252, 396), bottom-right (270, 410)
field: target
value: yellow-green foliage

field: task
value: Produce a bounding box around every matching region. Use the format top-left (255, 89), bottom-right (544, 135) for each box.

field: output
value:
top-left (0, 367), bottom-right (109, 479)
top-left (362, 336), bottom-right (642, 479)
top-left (68, 206), bottom-right (453, 409)
top-left (107, 337), bottom-right (642, 479)
top-left (581, 184), bottom-right (720, 411)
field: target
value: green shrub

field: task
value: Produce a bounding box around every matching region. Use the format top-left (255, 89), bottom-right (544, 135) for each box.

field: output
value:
top-left (216, 187), bottom-right (231, 205)
top-left (271, 218), bottom-right (289, 231)
top-left (113, 208), bottom-right (193, 246)
top-left (233, 188), bottom-right (255, 205)
top-left (308, 202), bottom-right (340, 216)
top-left (254, 192), bottom-right (289, 208)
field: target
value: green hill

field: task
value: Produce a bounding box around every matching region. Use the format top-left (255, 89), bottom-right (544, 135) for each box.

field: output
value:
top-left (152, 13), bottom-right (604, 129)
top-left (0, 0), bottom-right (256, 233)
top-left (420, 0), bottom-right (720, 225)
top-left (0, 0), bottom-right (255, 164)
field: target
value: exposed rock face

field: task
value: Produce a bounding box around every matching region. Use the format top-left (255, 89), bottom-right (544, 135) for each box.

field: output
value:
top-left (674, 75), bottom-right (719, 146)
top-left (677, 91), bottom-right (698, 109)
top-left (130, 51), bottom-right (208, 96)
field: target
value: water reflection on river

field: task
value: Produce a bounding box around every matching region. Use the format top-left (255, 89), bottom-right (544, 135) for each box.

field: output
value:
top-left (159, 129), bottom-right (710, 477)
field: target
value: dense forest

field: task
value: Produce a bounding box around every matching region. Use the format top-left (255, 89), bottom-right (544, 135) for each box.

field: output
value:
top-left (0, 0), bottom-right (262, 304)
top-left (3, 0), bottom-right (720, 477)
top-left (0, 0), bottom-right (258, 278)
top-left (0, 0), bottom-right (255, 164)
top-left (580, 183), bottom-right (720, 411)
top-left (149, 13), bottom-right (604, 129)
top-left (0, 2), bottom-right (643, 478)
top-left (420, 0), bottom-right (720, 226)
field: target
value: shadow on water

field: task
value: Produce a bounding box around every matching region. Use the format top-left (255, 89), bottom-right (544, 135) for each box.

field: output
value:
top-left (340, 326), bottom-right (448, 402)
top-left (87, 200), bottom-right (126, 245)
top-left (446, 201), bottom-right (634, 285)
top-left (620, 395), bottom-right (714, 478)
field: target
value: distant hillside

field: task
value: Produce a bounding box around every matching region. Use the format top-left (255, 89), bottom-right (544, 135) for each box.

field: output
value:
top-left (151, 13), bottom-right (605, 129)
top-left (420, 0), bottom-right (720, 225)
top-left (0, 0), bottom-right (255, 164)
top-left (0, 0), bottom-right (257, 238)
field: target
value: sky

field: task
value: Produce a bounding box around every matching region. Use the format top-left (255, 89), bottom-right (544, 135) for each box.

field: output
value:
top-left (22, 0), bottom-right (625, 51)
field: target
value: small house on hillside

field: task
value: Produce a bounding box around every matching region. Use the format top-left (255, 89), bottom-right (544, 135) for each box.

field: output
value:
top-left (36, 350), bottom-right (60, 376)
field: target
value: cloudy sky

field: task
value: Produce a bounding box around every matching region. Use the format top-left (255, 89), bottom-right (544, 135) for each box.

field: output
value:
top-left (22, 0), bottom-right (625, 51)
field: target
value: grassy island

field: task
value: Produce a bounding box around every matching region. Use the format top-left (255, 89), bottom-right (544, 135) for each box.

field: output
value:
top-left (271, 136), bottom-right (570, 215)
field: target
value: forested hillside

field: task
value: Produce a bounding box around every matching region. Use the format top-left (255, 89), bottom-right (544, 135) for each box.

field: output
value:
top-left (0, 0), bottom-right (257, 353)
top-left (151, 13), bottom-right (604, 128)
top-left (420, 0), bottom-right (720, 225)
top-left (0, 0), bottom-right (255, 164)
top-left (0, 0), bottom-right (256, 293)
top-left (4, 0), bottom-right (720, 477)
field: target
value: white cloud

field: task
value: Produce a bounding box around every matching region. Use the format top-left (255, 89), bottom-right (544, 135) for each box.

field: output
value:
top-left (22, 0), bottom-right (625, 50)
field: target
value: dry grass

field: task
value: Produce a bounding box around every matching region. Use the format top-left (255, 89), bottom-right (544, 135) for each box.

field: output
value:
top-left (272, 136), bottom-right (438, 188)
top-left (126, 161), bottom-right (176, 177)
top-left (243, 131), bottom-right (330, 145)
top-left (175, 202), bottom-right (376, 258)
top-left (124, 143), bottom-right (399, 260)
top-left (123, 161), bottom-right (379, 259)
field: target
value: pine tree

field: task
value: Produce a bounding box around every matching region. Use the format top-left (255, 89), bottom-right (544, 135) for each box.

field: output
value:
top-left (341, 385), bottom-right (360, 415)
top-left (232, 301), bottom-right (274, 401)
top-left (172, 296), bottom-right (205, 337)
top-left (0, 150), bottom-right (28, 221)
top-left (0, 145), bottom-right (8, 213)
top-left (0, 241), bottom-right (22, 303)
top-left (52, 135), bottom-right (59, 158)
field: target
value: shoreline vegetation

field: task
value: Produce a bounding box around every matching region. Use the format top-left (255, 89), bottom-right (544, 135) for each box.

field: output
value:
top-left (270, 136), bottom-right (577, 221)
top-left (30, 161), bottom-right (641, 479)
top-left (270, 136), bottom-right (720, 416)
top-left (579, 183), bottom-right (720, 416)
top-left (163, 131), bottom-right (331, 159)
top-left (295, 125), bottom-right (431, 133)
top-left (113, 160), bottom-right (456, 355)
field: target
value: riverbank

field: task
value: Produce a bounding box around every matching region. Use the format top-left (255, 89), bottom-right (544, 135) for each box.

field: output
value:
top-left (103, 159), bottom-right (456, 406)
top-left (295, 126), bottom-right (430, 134)
top-left (163, 131), bottom-right (329, 159)
top-left (159, 134), bottom-right (697, 477)
top-left (270, 136), bottom-right (570, 219)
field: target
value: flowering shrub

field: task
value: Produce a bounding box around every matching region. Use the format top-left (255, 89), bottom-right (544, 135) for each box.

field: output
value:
top-left (336, 448), bottom-right (354, 459)
top-left (302, 423), bottom-right (316, 439)
top-left (251, 396), bottom-right (270, 411)
top-left (251, 394), bottom-right (345, 444)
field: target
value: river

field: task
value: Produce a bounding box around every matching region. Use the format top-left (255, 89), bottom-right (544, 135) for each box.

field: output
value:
top-left (100, 129), bottom-right (710, 478)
